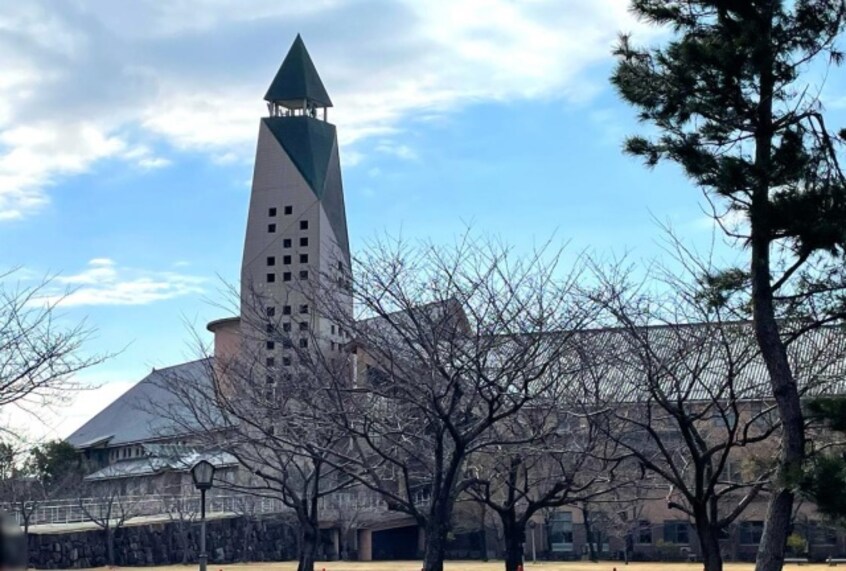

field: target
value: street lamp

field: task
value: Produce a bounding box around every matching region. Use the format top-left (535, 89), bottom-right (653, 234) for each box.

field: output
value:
top-left (528, 520), bottom-right (537, 564)
top-left (191, 460), bottom-right (216, 571)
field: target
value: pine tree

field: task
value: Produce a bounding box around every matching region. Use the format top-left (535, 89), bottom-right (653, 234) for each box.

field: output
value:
top-left (611, 2), bottom-right (846, 570)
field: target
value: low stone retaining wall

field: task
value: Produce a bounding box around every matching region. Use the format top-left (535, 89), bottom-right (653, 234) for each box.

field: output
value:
top-left (27, 515), bottom-right (305, 569)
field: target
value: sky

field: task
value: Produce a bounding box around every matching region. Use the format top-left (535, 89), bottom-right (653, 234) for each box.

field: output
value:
top-left (1, 0), bottom-right (845, 441)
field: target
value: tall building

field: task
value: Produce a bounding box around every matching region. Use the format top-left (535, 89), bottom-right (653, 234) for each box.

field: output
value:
top-left (209, 34), bottom-right (352, 378)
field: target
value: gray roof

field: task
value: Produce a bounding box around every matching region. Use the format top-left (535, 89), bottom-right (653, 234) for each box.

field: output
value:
top-left (265, 34), bottom-right (332, 108)
top-left (84, 449), bottom-right (237, 481)
top-left (67, 359), bottom-right (213, 449)
top-left (565, 322), bottom-right (846, 403)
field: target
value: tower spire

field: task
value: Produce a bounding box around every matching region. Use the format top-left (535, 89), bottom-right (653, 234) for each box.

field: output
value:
top-left (265, 34), bottom-right (332, 119)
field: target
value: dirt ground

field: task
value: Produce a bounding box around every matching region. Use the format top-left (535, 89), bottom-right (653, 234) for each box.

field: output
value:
top-left (96, 562), bottom-right (837, 571)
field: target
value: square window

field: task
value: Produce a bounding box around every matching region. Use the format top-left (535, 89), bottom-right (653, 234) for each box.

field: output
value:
top-left (268, 223), bottom-right (276, 233)
top-left (283, 255), bottom-right (291, 265)
top-left (299, 220), bottom-right (308, 230)
top-left (268, 207), bottom-right (277, 217)
top-left (284, 205), bottom-right (293, 215)
top-left (266, 306), bottom-right (276, 317)
top-left (283, 272), bottom-right (292, 282)
top-left (282, 356), bottom-right (291, 366)
top-left (267, 256), bottom-right (276, 266)
top-left (300, 237), bottom-right (308, 247)
top-left (299, 338), bottom-right (308, 348)
top-left (265, 357), bottom-right (275, 367)
top-left (299, 304), bottom-right (308, 314)
top-left (282, 322), bottom-right (291, 332)
top-left (300, 254), bottom-right (309, 264)
top-left (266, 340), bottom-right (275, 350)
top-left (299, 322), bottom-right (308, 331)
top-left (299, 270), bottom-right (308, 280)
top-left (663, 521), bottom-right (690, 544)
top-left (266, 273), bottom-right (276, 283)
top-left (283, 338), bottom-right (293, 348)
top-left (265, 323), bottom-right (273, 334)
top-left (283, 305), bottom-right (291, 315)
top-left (283, 239), bottom-right (292, 248)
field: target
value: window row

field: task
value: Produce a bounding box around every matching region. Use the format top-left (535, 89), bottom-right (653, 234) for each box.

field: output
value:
top-left (265, 305), bottom-right (308, 317)
top-left (266, 270), bottom-right (309, 283)
top-left (267, 253), bottom-right (309, 266)
top-left (267, 220), bottom-right (309, 233)
top-left (268, 206), bottom-right (293, 217)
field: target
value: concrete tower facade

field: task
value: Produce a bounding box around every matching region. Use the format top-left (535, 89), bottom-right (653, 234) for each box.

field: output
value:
top-left (209, 35), bottom-right (351, 379)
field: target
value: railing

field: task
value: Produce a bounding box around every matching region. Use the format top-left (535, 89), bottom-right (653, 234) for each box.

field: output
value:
top-left (2, 489), bottom-right (420, 527)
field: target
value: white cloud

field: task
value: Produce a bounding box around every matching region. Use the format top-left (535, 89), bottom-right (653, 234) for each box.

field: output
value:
top-left (0, 378), bottom-right (136, 442)
top-left (0, 0), bottom-right (655, 220)
top-left (43, 258), bottom-right (206, 306)
top-left (375, 141), bottom-right (418, 161)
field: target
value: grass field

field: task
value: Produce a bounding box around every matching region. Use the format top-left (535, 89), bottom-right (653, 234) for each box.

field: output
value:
top-left (100, 562), bottom-right (836, 571)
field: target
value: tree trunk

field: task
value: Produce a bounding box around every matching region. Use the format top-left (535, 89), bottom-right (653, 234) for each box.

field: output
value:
top-left (241, 517), bottom-right (253, 562)
top-left (422, 516), bottom-right (449, 571)
top-left (479, 503), bottom-right (489, 562)
top-left (500, 513), bottom-right (525, 571)
top-left (106, 527), bottom-right (115, 567)
top-left (583, 507), bottom-right (597, 561)
top-left (297, 516), bottom-right (319, 571)
top-left (22, 516), bottom-right (30, 569)
top-left (749, 4), bottom-right (805, 571)
top-left (694, 514), bottom-right (723, 571)
top-left (179, 524), bottom-right (188, 564)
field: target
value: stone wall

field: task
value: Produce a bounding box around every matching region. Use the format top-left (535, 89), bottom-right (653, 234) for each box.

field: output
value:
top-left (27, 515), bottom-right (316, 569)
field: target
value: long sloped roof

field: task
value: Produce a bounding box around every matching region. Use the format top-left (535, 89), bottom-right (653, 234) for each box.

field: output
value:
top-left (265, 34), bottom-right (332, 107)
top-left (66, 359), bottom-right (213, 449)
top-left (565, 323), bottom-right (846, 403)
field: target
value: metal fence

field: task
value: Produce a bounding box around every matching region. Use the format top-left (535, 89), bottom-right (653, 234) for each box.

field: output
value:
top-left (1, 489), bottom-right (429, 527)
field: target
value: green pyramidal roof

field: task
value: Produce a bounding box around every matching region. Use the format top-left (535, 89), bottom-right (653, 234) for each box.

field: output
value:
top-left (265, 34), bottom-right (333, 108)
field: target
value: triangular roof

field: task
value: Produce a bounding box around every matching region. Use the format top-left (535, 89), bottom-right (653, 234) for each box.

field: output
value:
top-left (265, 34), bottom-right (333, 108)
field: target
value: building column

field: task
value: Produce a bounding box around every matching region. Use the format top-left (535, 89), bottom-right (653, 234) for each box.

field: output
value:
top-left (332, 528), bottom-right (340, 560)
top-left (358, 529), bottom-right (372, 561)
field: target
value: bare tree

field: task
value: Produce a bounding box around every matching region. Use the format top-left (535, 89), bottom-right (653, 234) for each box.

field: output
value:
top-left (307, 235), bottom-right (594, 571)
top-left (164, 494), bottom-right (199, 564)
top-left (78, 480), bottom-right (141, 567)
top-left (0, 270), bottom-right (106, 435)
top-left (155, 318), bottom-right (354, 571)
top-left (574, 258), bottom-right (846, 571)
top-left (464, 405), bottom-right (621, 571)
top-left (580, 481), bottom-right (656, 564)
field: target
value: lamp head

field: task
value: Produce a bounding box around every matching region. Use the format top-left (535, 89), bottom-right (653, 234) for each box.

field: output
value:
top-left (191, 459), bottom-right (216, 491)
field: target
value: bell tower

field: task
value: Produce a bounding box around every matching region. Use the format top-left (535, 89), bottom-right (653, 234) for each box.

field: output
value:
top-left (209, 35), bottom-right (351, 385)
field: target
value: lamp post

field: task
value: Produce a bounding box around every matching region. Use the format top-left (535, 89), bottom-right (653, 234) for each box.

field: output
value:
top-left (191, 460), bottom-right (216, 571)
top-left (529, 520), bottom-right (537, 564)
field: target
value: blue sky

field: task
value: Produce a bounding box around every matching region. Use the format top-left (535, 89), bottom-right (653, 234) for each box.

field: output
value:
top-left (1, 0), bottom-right (845, 439)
